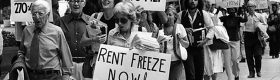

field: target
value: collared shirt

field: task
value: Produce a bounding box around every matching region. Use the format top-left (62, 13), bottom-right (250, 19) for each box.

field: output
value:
top-left (244, 12), bottom-right (267, 32)
top-left (177, 9), bottom-right (214, 28)
top-left (21, 23), bottom-right (73, 75)
top-left (158, 24), bottom-right (187, 61)
top-left (107, 25), bottom-right (141, 48)
top-left (220, 15), bottom-right (247, 41)
top-left (177, 9), bottom-right (214, 46)
top-left (56, 13), bottom-right (90, 58)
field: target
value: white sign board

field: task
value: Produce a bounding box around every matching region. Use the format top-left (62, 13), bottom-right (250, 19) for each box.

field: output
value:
top-left (216, 0), bottom-right (240, 8)
top-left (270, 0), bottom-right (280, 2)
top-left (130, 0), bottom-right (166, 11)
top-left (255, 0), bottom-right (268, 9)
top-left (10, 0), bottom-right (53, 22)
top-left (93, 44), bottom-right (171, 80)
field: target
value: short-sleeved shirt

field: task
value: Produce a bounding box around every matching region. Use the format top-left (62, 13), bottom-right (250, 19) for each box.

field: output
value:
top-left (244, 12), bottom-right (267, 32)
top-left (158, 24), bottom-right (187, 61)
top-left (220, 16), bottom-right (247, 41)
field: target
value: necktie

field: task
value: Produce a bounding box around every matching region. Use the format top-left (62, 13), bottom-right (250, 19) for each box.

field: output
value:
top-left (29, 29), bottom-right (40, 69)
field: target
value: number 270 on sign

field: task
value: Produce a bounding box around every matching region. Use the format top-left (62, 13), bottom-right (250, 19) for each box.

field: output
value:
top-left (14, 2), bottom-right (32, 13)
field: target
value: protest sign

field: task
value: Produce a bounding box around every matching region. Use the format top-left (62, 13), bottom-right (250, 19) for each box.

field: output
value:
top-left (270, 0), bottom-right (280, 2)
top-left (255, 0), bottom-right (268, 9)
top-left (130, 0), bottom-right (166, 11)
top-left (216, 0), bottom-right (240, 8)
top-left (10, 0), bottom-right (53, 22)
top-left (93, 44), bottom-right (171, 80)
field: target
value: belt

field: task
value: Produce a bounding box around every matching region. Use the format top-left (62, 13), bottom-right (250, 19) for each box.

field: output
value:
top-left (73, 57), bottom-right (86, 63)
top-left (72, 51), bottom-right (99, 63)
top-left (27, 68), bottom-right (60, 75)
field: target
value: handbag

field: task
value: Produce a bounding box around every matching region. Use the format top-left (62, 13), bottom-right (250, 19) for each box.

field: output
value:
top-left (209, 36), bottom-right (229, 50)
top-left (170, 24), bottom-right (186, 80)
top-left (173, 24), bottom-right (188, 60)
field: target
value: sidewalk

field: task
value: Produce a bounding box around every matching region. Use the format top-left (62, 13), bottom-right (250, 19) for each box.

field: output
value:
top-left (217, 52), bottom-right (280, 80)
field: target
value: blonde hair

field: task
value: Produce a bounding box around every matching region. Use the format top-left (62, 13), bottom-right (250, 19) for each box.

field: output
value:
top-left (114, 1), bottom-right (137, 22)
top-left (247, 1), bottom-right (256, 7)
top-left (32, 0), bottom-right (51, 13)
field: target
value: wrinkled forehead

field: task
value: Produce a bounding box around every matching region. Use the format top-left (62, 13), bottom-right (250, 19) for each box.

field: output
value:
top-left (114, 13), bottom-right (128, 18)
top-left (31, 5), bottom-right (47, 13)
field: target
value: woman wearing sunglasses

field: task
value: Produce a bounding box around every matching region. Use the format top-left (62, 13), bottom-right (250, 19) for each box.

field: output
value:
top-left (107, 1), bottom-right (149, 48)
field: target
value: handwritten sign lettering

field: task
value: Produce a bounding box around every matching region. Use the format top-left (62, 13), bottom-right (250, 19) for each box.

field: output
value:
top-left (10, 0), bottom-right (53, 22)
top-left (216, 0), bottom-right (240, 8)
top-left (93, 44), bottom-right (171, 80)
top-left (255, 0), bottom-right (268, 9)
top-left (130, 0), bottom-right (166, 11)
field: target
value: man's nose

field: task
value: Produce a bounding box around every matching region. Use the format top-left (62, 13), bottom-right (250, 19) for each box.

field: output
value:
top-left (74, 1), bottom-right (79, 5)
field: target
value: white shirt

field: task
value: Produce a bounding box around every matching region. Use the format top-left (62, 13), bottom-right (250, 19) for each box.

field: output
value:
top-left (206, 26), bottom-right (230, 45)
top-left (244, 12), bottom-right (267, 32)
top-left (177, 9), bottom-right (214, 28)
top-left (158, 24), bottom-right (187, 61)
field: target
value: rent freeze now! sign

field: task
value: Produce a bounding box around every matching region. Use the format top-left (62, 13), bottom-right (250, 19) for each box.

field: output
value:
top-left (93, 44), bottom-right (171, 80)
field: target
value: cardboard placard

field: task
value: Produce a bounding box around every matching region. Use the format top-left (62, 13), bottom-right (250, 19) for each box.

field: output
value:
top-left (216, 0), bottom-right (240, 8)
top-left (130, 0), bottom-right (166, 11)
top-left (93, 44), bottom-right (171, 80)
top-left (10, 0), bottom-right (53, 22)
top-left (255, 0), bottom-right (268, 9)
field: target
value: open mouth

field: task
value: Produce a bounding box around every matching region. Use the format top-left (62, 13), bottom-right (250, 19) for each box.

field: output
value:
top-left (35, 21), bottom-right (40, 24)
top-left (73, 6), bottom-right (80, 10)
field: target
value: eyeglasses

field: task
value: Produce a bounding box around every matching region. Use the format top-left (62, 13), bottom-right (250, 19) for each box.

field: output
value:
top-left (115, 17), bottom-right (129, 24)
top-left (247, 5), bottom-right (255, 7)
top-left (69, 0), bottom-right (85, 3)
top-left (31, 12), bottom-right (47, 18)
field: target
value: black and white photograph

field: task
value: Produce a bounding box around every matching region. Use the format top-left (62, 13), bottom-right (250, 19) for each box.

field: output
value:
top-left (0, 0), bottom-right (280, 80)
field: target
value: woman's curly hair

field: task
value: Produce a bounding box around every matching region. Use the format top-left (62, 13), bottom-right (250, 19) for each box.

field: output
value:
top-left (113, 1), bottom-right (137, 23)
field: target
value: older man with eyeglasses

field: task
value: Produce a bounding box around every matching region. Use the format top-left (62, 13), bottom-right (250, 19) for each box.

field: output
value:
top-left (244, 1), bottom-right (268, 78)
top-left (17, 0), bottom-right (73, 80)
top-left (55, 0), bottom-right (95, 79)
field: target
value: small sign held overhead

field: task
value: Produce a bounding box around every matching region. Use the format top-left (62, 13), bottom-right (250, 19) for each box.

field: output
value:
top-left (10, 0), bottom-right (53, 22)
top-left (130, 0), bottom-right (166, 11)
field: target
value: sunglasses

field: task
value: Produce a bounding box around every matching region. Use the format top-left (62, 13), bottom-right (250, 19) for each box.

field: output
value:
top-left (115, 17), bottom-right (129, 24)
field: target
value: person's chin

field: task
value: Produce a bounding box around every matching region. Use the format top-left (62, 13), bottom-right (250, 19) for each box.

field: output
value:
top-left (120, 28), bottom-right (129, 32)
top-left (72, 10), bottom-right (81, 14)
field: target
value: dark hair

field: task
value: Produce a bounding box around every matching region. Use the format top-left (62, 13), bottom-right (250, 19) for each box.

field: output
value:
top-left (227, 8), bottom-right (237, 13)
top-left (237, 7), bottom-right (243, 15)
top-left (272, 3), bottom-right (279, 8)
top-left (182, 0), bottom-right (204, 10)
top-left (52, 0), bottom-right (59, 10)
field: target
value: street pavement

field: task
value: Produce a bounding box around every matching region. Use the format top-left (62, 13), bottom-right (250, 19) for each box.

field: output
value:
top-left (217, 49), bottom-right (280, 80)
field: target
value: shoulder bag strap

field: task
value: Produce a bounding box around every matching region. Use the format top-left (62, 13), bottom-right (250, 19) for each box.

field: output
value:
top-left (173, 24), bottom-right (183, 60)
